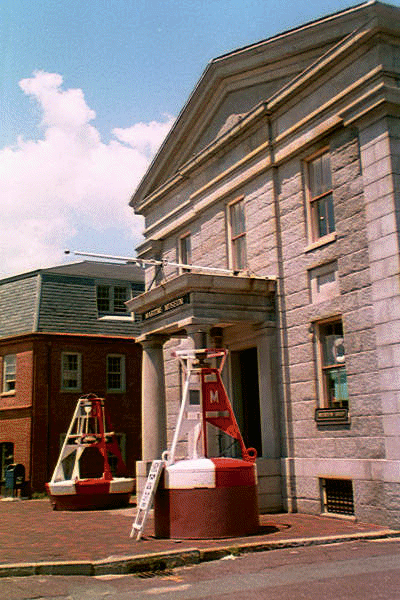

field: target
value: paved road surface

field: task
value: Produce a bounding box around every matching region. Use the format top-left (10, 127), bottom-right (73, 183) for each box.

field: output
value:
top-left (2, 537), bottom-right (400, 599)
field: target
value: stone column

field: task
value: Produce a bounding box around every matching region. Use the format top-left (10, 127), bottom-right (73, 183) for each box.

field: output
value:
top-left (141, 335), bottom-right (168, 460)
top-left (136, 335), bottom-right (168, 498)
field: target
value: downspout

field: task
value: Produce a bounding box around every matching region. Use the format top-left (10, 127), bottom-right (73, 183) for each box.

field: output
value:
top-left (46, 341), bottom-right (52, 483)
top-left (30, 274), bottom-right (42, 494)
top-left (267, 114), bottom-right (297, 512)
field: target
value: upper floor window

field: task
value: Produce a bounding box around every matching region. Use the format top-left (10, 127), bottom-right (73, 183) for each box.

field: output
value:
top-left (307, 152), bottom-right (335, 241)
top-left (97, 285), bottom-right (130, 315)
top-left (229, 197), bottom-right (247, 271)
top-left (107, 354), bottom-right (126, 392)
top-left (179, 233), bottom-right (192, 272)
top-left (2, 355), bottom-right (16, 393)
top-left (61, 352), bottom-right (82, 392)
top-left (316, 319), bottom-right (348, 409)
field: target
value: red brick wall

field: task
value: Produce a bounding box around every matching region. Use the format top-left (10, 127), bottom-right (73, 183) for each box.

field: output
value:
top-left (1, 334), bottom-right (142, 494)
top-left (0, 350), bottom-right (33, 410)
top-left (0, 343), bottom-right (34, 487)
top-left (33, 335), bottom-right (142, 491)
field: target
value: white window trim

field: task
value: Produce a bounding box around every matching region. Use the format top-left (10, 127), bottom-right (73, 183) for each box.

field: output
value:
top-left (96, 284), bottom-right (132, 317)
top-left (106, 354), bottom-right (126, 393)
top-left (2, 354), bottom-right (16, 394)
top-left (61, 352), bottom-right (82, 392)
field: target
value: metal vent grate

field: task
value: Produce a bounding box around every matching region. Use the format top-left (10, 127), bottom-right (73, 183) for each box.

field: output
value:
top-left (322, 478), bottom-right (354, 515)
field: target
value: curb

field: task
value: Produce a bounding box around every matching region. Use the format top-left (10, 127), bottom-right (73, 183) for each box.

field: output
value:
top-left (1, 529), bottom-right (399, 579)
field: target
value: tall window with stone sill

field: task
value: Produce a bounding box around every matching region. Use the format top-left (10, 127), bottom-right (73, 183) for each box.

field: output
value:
top-left (229, 197), bottom-right (247, 271)
top-left (317, 320), bottom-right (348, 409)
top-left (307, 151), bottom-right (335, 241)
top-left (179, 233), bottom-right (191, 272)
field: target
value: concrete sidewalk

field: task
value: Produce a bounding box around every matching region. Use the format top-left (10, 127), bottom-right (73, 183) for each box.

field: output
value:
top-left (0, 498), bottom-right (398, 578)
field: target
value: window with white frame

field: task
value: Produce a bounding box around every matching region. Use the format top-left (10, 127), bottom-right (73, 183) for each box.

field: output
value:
top-left (61, 352), bottom-right (82, 391)
top-left (179, 233), bottom-right (191, 271)
top-left (316, 320), bottom-right (348, 409)
top-left (106, 355), bottom-right (126, 392)
top-left (96, 285), bottom-right (130, 315)
top-left (307, 151), bottom-right (335, 241)
top-left (228, 197), bottom-right (247, 271)
top-left (2, 354), bottom-right (16, 393)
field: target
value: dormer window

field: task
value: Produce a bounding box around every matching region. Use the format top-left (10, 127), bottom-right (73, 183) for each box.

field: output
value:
top-left (97, 285), bottom-right (130, 315)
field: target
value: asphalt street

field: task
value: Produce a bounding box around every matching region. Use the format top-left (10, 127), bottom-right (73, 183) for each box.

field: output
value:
top-left (1, 537), bottom-right (400, 599)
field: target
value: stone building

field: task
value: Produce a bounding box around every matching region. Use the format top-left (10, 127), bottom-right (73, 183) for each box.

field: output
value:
top-left (0, 261), bottom-right (144, 494)
top-left (128, 1), bottom-right (400, 527)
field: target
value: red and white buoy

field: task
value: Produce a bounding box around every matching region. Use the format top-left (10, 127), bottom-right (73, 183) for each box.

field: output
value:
top-left (46, 394), bottom-right (135, 511)
top-left (154, 349), bottom-right (259, 539)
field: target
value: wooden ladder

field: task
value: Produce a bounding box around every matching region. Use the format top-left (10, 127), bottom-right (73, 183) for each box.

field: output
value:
top-left (130, 459), bottom-right (165, 540)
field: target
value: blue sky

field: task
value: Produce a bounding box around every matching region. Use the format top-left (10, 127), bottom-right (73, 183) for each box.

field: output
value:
top-left (0, 0), bottom-right (388, 276)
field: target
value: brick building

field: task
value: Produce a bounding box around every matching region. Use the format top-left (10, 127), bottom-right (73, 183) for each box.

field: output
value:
top-left (128, 2), bottom-right (400, 527)
top-left (0, 261), bottom-right (144, 494)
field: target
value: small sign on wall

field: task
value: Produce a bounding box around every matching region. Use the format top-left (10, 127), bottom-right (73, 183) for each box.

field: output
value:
top-left (315, 407), bottom-right (350, 425)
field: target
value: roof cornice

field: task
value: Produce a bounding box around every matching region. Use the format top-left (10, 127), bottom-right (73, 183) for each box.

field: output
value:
top-left (130, 2), bottom-right (382, 209)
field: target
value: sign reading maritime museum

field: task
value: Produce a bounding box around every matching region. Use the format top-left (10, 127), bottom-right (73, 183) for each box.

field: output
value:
top-left (140, 294), bottom-right (190, 321)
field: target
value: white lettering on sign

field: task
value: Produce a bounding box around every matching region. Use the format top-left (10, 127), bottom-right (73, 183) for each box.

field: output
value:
top-left (210, 390), bottom-right (219, 404)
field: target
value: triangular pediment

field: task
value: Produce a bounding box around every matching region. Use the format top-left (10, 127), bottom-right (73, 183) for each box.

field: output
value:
top-left (131, 2), bottom-right (390, 210)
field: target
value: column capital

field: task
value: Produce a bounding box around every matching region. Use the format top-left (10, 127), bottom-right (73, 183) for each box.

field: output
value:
top-left (185, 324), bottom-right (211, 349)
top-left (140, 334), bottom-right (169, 349)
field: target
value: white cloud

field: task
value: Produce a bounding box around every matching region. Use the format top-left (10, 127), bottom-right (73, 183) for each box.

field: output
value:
top-left (113, 118), bottom-right (174, 160)
top-left (0, 71), bottom-right (174, 277)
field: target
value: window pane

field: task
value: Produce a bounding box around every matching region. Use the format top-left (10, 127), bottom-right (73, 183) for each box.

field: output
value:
top-left (113, 287), bottom-right (128, 313)
top-left (321, 153), bottom-right (332, 190)
top-left (326, 194), bottom-right (335, 233)
top-left (310, 155), bottom-right (322, 197)
top-left (319, 321), bottom-right (348, 408)
top-left (308, 153), bottom-right (335, 241)
top-left (3, 355), bottom-right (16, 392)
top-left (107, 355), bottom-right (125, 391)
top-left (230, 201), bottom-right (245, 236)
top-left (108, 373), bottom-right (121, 389)
top-left (61, 353), bottom-right (81, 390)
top-left (230, 200), bottom-right (246, 270)
top-left (97, 286), bottom-right (110, 312)
top-left (232, 236), bottom-right (247, 270)
top-left (310, 154), bottom-right (331, 197)
top-left (325, 367), bottom-right (348, 408)
top-left (180, 235), bottom-right (191, 266)
top-left (317, 198), bottom-right (328, 238)
top-left (314, 193), bottom-right (335, 238)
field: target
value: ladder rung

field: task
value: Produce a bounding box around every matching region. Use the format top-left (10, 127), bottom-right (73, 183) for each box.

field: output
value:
top-left (130, 459), bottom-right (164, 540)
